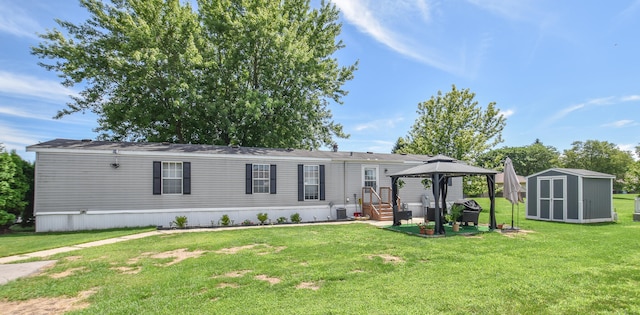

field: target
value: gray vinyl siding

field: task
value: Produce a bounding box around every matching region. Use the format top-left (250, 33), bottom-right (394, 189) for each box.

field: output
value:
top-left (583, 178), bottom-right (612, 219)
top-left (34, 152), bottom-right (440, 214)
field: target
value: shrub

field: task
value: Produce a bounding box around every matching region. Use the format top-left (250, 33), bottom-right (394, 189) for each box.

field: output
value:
top-left (0, 211), bottom-right (16, 226)
top-left (220, 214), bottom-right (231, 226)
top-left (242, 219), bottom-right (253, 225)
top-left (257, 212), bottom-right (268, 224)
top-left (172, 216), bottom-right (188, 228)
top-left (0, 211), bottom-right (16, 233)
top-left (290, 213), bottom-right (301, 224)
top-left (277, 216), bottom-right (287, 224)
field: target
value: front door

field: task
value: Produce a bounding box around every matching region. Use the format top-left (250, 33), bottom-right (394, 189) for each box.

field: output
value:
top-left (538, 176), bottom-right (566, 221)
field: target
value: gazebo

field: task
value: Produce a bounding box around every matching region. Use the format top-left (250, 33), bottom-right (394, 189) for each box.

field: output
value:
top-left (389, 154), bottom-right (498, 234)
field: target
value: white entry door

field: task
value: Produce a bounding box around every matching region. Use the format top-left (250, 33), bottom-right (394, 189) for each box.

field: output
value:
top-left (537, 176), bottom-right (566, 221)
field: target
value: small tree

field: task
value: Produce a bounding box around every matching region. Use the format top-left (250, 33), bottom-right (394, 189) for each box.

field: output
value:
top-left (398, 85), bottom-right (506, 162)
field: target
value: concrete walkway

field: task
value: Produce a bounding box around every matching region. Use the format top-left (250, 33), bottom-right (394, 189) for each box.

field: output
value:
top-left (0, 220), bottom-right (393, 285)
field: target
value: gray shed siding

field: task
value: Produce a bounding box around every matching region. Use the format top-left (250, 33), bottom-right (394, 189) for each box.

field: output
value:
top-left (526, 168), bottom-right (613, 223)
top-left (583, 178), bottom-right (612, 219)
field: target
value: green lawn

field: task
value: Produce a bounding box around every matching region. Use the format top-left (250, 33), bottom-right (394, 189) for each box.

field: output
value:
top-left (0, 195), bottom-right (639, 314)
top-left (0, 227), bottom-right (155, 257)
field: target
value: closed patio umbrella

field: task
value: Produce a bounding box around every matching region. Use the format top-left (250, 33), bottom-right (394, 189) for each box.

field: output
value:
top-left (502, 157), bottom-right (522, 229)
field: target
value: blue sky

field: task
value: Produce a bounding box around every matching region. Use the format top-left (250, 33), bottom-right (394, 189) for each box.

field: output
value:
top-left (1, 0), bottom-right (639, 161)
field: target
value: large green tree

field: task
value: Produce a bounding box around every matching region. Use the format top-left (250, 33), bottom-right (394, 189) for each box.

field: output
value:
top-left (560, 140), bottom-right (633, 191)
top-left (32, 0), bottom-right (356, 149)
top-left (476, 139), bottom-right (560, 176)
top-left (0, 147), bottom-right (33, 223)
top-left (622, 144), bottom-right (640, 194)
top-left (395, 84), bottom-right (506, 162)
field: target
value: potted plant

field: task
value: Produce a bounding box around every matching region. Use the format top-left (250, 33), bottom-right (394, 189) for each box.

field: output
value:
top-left (425, 222), bottom-right (435, 235)
top-left (416, 222), bottom-right (428, 235)
top-left (449, 204), bottom-right (463, 232)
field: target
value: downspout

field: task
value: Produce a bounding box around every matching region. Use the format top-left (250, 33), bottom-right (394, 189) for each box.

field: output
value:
top-left (343, 160), bottom-right (347, 209)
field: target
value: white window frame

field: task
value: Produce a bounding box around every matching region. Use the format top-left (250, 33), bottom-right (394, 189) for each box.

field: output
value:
top-left (162, 161), bottom-right (183, 195)
top-left (304, 165), bottom-right (320, 200)
top-left (252, 164), bottom-right (271, 194)
top-left (362, 165), bottom-right (379, 191)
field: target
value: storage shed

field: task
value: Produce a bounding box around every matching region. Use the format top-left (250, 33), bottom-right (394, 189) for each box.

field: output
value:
top-left (526, 168), bottom-right (614, 223)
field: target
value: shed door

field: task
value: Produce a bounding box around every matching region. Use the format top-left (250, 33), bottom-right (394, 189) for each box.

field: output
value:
top-left (538, 176), bottom-right (566, 221)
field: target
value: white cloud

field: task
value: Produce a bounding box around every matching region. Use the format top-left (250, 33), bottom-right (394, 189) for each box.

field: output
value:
top-left (332, 0), bottom-right (467, 75)
top-left (0, 106), bottom-right (53, 121)
top-left (354, 117), bottom-right (404, 132)
top-left (544, 95), bottom-right (622, 126)
top-left (500, 109), bottom-right (515, 118)
top-left (602, 120), bottom-right (637, 128)
top-left (0, 1), bottom-right (41, 39)
top-left (0, 124), bottom-right (40, 151)
top-left (621, 95), bottom-right (640, 102)
top-left (0, 71), bottom-right (77, 102)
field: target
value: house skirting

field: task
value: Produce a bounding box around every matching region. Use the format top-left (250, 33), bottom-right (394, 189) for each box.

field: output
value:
top-left (35, 204), bottom-right (359, 232)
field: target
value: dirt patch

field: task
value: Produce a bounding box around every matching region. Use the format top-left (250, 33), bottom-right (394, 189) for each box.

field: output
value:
top-left (501, 229), bottom-right (535, 238)
top-left (368, 254), bottom-right (404, 264)
top-left (149, 248), bottom-right (206, 266)
top-left (215, 245), bottom-right (257, 254)
top-left (127, 252), bottom-right (154, 265)
top-left (126, 249), bottom-right (206, 267)
top-left (213, 270), bottom-right (252, 278)
top-left (296, 282), bottom-right (320, 290)
top-left (257, 246), bottom-right (286, 255)
top-left (254, 274), bottom-right (281, 284)
top-left (216, 283), bottom-right (240, 289)
top-left (65, 256), bottom-right (83, 261)
top-left (215, 244), bottom-right (286, 255)
top-left (49, 267), bottom-right (86, 279)
top-left (110, 266), bottom-right (141, 275)
top-left (0, 287), bottom-right (98, 314)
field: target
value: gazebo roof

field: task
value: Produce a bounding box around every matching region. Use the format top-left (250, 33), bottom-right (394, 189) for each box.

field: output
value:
top-left (389, 154), bottom-right (498, 178)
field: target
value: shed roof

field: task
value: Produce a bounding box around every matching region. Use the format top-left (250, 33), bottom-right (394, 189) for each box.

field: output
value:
top-left (527, 168), bottom-right (615, 179)
top-left (26, 139), bottom-right (432, 163)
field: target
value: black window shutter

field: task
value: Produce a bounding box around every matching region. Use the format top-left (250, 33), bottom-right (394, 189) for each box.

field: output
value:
top-left (245, 164), bottom-right (252, 194)
top-left (270, 164), bottom-right (277, 194)
top-left (320, 165), bottom-right (326, 200)
top-left (297, 164), bottom-right (304, 201)
top-left (153, 161), bottom-right (161, 195)
top-left (183, 162), bottom-right (191, 195)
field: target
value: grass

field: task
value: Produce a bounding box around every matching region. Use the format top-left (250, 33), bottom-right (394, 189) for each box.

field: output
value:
top-left (0, 195), bottom-right (639, 314)
top-left (0, 226), bottom-right (155, 257)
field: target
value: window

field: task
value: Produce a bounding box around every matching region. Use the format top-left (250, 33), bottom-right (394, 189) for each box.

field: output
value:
top-left (304, 165), bottom-right (320, 200)
top-left (245, 164), bottom-right (276, 194)
top-left (297, 164), bottom-right (325, 201)
top-left (153, 161), bottom-right (190, 195)
top-left (363, 166), bottom-right (378, 191)
top-left (252, 164), bottom-right (270, 194)
top-left (163, 162), bottom-right (183, 194)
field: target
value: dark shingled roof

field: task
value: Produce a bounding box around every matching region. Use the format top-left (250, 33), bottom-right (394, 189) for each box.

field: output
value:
top-left (388, 154), bottom-right (498, 177)
top-left (27, 139), bottom-right (432, 162)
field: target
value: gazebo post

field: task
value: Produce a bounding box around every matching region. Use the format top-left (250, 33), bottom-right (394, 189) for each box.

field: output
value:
top-left (487, 174), bottom-right (497, 229)
top-left (391, 176), bottom-right (400, 226)
top-left (433, 173), bottom-right (442, 234)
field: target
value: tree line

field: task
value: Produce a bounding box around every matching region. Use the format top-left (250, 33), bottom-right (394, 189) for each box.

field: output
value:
top-left (393, 85), bottom-right (639, 195)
